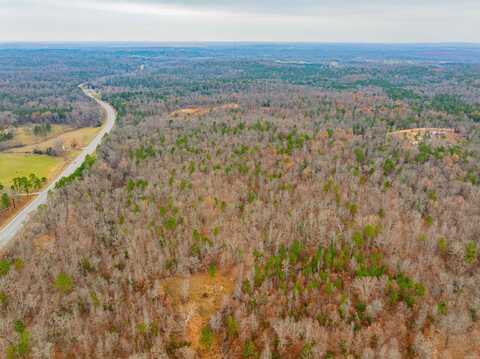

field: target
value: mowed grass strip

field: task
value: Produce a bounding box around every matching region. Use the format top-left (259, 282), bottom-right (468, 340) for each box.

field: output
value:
top-left (0, 153), bottom-right (64, 186)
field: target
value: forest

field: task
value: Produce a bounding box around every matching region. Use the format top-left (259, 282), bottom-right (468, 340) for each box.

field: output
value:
top-left (0, 44), bottom-right (480, 358)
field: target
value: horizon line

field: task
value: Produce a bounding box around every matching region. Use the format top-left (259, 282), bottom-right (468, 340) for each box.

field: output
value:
top-left (1, 41), bottom-right (480, 46)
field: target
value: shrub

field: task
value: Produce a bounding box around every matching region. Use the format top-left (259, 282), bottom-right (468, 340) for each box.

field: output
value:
top-left (437, 301), bottom-right (448, 315)
top-left (0, 292), bottom-right (7, 306)
top-left (54, 272), bottom-right (74, 294)
top-left (243, 340), bottom-right (258, 358)
top-left (200, 325), bottom-right (214, 349)
top-left (363, 224), bottom-right (379, 240)
top-left (55, 155), bottom-right (96, 189)
top-left (208, 263), bottom-right (217, 277)
top-left (438, 238), bottom-right (448, 254)
top-left (0, 259), bottom-right (11, 277)
top-left (14, 320), bottom-right (25, 334)
top-left (163, 217), bottom-right (178, 231)
top-left (354, 148), bottom-right (366, 163)
top-left (7, 321), bottom-right (30, 358)
top-left (327, 128), bottom-right (334, 139)
top-left (465, 241), bottom-right (478, 264)
top-left (226, 316), bottom-right (239, 338)
top-left (1, 193), bottom-right (9, 209)
top-left (383, 158), bottom-right (396, 175)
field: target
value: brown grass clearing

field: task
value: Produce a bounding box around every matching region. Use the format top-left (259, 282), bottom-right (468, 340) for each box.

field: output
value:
top-left (170, 103), bottom-right (240, 118)
top-left (6, 126), bottom-right (101, 154)
top-left (388, 128), bottom-right (460, 146)
top-left (160, 270), bottom-right (236, 358)
top-left (171, 107), bottom-right (210, 117)
top-left (0, 124), bottom-right (68, 150)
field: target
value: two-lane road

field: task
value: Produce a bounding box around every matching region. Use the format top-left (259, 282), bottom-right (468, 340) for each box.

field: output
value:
top-left (0, 85), bottom-right (116, 248)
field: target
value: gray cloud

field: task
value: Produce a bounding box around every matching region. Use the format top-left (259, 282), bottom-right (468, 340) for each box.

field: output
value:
top-left (68, 0), bottom-right (480, 16)
top-left (0, 0), bottom-right (479, 42)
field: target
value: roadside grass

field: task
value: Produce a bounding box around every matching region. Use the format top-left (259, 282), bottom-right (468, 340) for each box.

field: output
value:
top-left (0, 153), bottom-right (64, 186)
top-left (0, 196), bottom-right (31, 230)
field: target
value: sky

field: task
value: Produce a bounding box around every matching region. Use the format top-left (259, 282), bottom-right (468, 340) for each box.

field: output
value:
top-left (0, 0), bottom-right (479, 43)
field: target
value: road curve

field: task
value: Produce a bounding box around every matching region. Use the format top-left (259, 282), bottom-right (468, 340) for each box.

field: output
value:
top-left (0, 85), bottom-right (116, 248)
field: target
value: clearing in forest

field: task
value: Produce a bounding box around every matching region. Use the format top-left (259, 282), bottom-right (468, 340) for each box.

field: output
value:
top-left (160, 271), bottom-right (236, 358)
top-left (388, 128), bottom-right (460, 145)
top-left (1, 124), bottom-right (67, 149)
top-left (170, 104), bottom-right (240, 118)
top-left (6, 126), bottom-right (101, 156)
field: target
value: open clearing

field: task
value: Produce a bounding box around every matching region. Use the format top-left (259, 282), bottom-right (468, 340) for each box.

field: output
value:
top-left (0, 153), bottom-right (64, 186)
top-left (170, 103), bottom-right (240, 118)
top-left (388, 127), bottom-right (460, 145)
top-left (1, 124), bottom-right (69, 149)
top-left (6, 126), bottom-right (101, 154)
top-left (160, 271), bottom-right (236, 358)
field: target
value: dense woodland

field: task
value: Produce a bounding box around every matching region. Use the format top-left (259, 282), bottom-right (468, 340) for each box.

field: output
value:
top-left (1, 44), bottom-right (480, 358)
top-left (0, 47), bottom-right (142, 130)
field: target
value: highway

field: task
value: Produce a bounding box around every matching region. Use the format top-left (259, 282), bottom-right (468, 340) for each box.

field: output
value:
top-left (0, 85), bottom-right (116, 248)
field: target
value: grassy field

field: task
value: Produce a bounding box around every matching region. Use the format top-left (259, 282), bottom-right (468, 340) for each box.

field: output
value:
top-left (0, 119), bottom-right (104, 225)
top-left (0, 153), bottom-right (65, 186)
top-left (2, 124), bottom-right (68, 149)
top-left (7, 126), bottom-right (101, 154)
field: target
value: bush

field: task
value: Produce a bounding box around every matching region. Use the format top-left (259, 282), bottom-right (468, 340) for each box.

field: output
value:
top-left (55, 155), bottom-right (96, 189)
top-left (0, 259), bottom-right (11, 277)
top-left (1, 193), bottom-right (9, 210)
top-left (200, 325), bottom-right (214, 349)
top-left (354, 148), bottom-right (366, 163)
top-left (383, 158), bottom-right (396, 176)
top-left (54, 272), bottom-right (74, 294)
top-left (465, 241), bottom-right (478, 264)
top-left (226, 316), bottom-right (239, 338)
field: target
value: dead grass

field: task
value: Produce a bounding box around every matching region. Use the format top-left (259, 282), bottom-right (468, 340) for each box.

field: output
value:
top-left (160, 270), bottom-right (236, 358)
top-left (171, 107), bottom-right (211, 117)
top-left (6, 126), bottom-right (101, 154)
top-left (2, 124), bottom-right (68, 149)
top-left (170, 104), bottom-right (240, 118)
top-left (388, 128), bottom-right (460, 146)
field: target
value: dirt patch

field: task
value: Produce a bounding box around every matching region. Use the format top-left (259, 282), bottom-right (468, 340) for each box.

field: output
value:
top-left (389, 128), bottom-right (460, 146)
top-left (170, 104), bottom-right (240, 118)
top-left (171, 107), bottom-right (211, 117)
top-left (160, 270), bottom-right (236, 358)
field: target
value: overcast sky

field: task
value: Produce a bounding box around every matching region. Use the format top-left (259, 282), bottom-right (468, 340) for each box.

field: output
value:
top-left (0, 0), bottom-right (479, 42)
